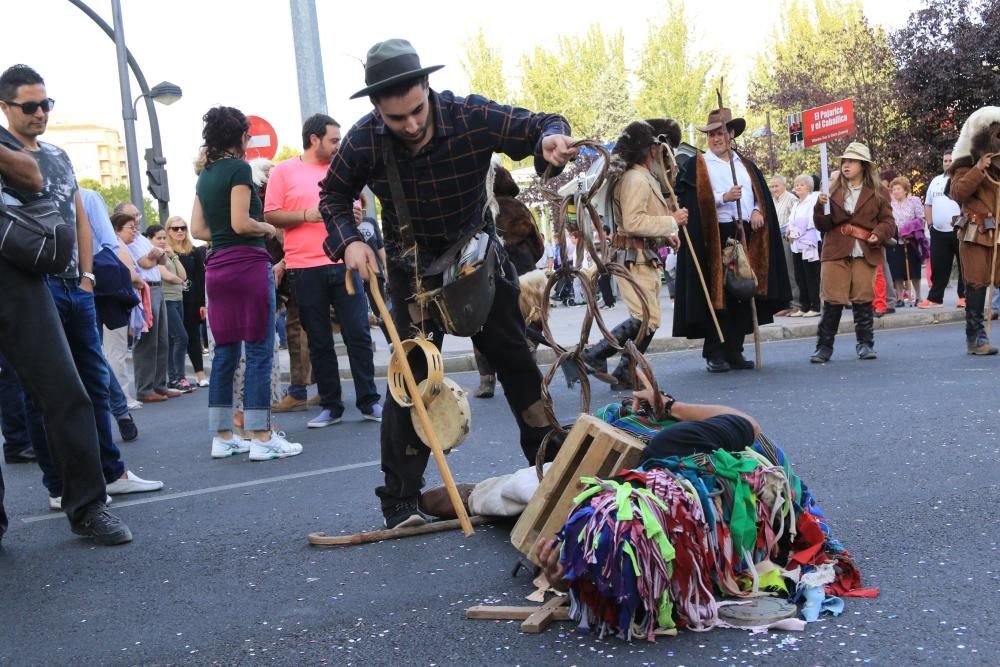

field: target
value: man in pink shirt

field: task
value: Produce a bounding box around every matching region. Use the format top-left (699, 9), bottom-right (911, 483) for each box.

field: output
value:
top-left (264, 114), bottom-right (380, 427)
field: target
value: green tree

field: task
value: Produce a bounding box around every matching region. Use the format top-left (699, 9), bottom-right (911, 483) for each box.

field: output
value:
top-left (634, 0), bottom-right (723, 147)
top-left (518, 25), bottom-right (633, 142)
top-left (79, 178), bottom-right (159, 226)
top-left (272, 145), bottom-right (301, 163)
top-left (459, 27), bottom-right (511, 102)
top-left (747, 0), bottom-right (902, 178)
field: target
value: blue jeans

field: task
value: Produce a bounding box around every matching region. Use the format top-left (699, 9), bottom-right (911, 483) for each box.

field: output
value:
top-left (276, 308), bottom-right (288, 347)
top-left (993, 287), bottom-right (1000, 312)
top-left (26, 279), bottom-right (125, 494)
top-left (208, 270), bottom-right (275, 432)
top-left (166, 300), bottom-right (189, 383)
top-left (289, 264), bottom-right (378, 415)
top-left (0, 354), bottom-right (31, 455)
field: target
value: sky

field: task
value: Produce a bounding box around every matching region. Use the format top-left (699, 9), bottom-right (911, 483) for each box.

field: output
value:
top-left (1, 0), bottom-right (922, 219)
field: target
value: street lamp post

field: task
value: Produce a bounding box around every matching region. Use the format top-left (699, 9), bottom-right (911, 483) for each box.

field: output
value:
top-left (67, 0), bottom-right (179, 224)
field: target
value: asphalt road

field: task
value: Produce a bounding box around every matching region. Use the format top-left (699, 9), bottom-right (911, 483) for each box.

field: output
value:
top-left (1, 321), bottom-right (998, 666)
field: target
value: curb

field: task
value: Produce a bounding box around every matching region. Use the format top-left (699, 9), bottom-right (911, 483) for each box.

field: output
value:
top-left (191, 308), bottom-right (966, 382)
top-left (381, 307), bottom-right (967, 378)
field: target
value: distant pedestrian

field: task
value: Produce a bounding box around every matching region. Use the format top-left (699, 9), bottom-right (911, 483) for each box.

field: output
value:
top-left (786, 174), bottom-right (821, 317)
top-left (770, 175), bottom-right (801, 316)
top-left (264, 113), bottom-right (381, 429)
top-left (190, 105), bottom-right (302, 460)
top-left (166, 216), bottom-right (209, 387)
top-left (146, 223), bottom-right (194, 393)
top-left (918, 152), bottom-right (965, 309)
top-left (887, 176), bottom-right (926, 305)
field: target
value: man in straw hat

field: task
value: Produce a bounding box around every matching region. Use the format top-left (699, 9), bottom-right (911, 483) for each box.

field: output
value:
top-left (810, 142), bottom-right (895, 363)
top-left (671, 107), bottom-right (790, 372)
top-left (945, 106), bottom-right (1000, 356)
top-left (318, 39), bottom-right (578, 529)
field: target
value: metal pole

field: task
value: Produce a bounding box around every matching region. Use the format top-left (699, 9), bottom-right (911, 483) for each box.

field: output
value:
top-left (67, 0), bottom-right (170, 222)
top-left (289, 0), bottom-right (328, 121)
top-left (111, 0), bottom-right (143, 216)
top-left (766, 111), bottom-right (775, 176)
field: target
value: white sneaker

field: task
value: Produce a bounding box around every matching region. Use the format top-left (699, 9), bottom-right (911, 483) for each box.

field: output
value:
top-left (106, 470), bottom-right (164, 495)
top-left (127, 398), bottom-right (143, 410)
top-left (49, 494), bottom-right (112, 511)
top-left (211, 435), bottom-right (251, 458)
top-left (307, 409), bottom-right (342, 429)
top-left (197, 378), bottom-right (209, 387)
top-left (249, 432), bottom-right (303, 461)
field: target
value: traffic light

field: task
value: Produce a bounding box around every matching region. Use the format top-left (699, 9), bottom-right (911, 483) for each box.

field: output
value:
top-left (144, 148), bottom-right (169, 203)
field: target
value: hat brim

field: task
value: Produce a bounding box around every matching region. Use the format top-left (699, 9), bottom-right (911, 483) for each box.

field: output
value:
top-left (695, 118), bottom-right (746, 138)
top-left (835, 152), bottom-right (872, 163)
top-left (350, 64), bottom-right (444, 99)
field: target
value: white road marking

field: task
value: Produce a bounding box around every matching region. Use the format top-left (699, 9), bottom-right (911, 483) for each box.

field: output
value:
top-left (20, 459), bottom-right (380, 524)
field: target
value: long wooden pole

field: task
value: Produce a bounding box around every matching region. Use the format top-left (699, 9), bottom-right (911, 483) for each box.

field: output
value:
top-left (346, 261), bottom-right (474, 536)
top-left (716, 85), bottom-right (762, 369)
top-left (656, 148), bottom-right (724, 342)
top-left (987, 182), bottom-right (1000, 335)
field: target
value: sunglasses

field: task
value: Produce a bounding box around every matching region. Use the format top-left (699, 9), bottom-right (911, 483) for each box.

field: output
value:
top-left (169, 226), bottom-right (187, 232)
top-left (5, 98), bottom-right (55, 114)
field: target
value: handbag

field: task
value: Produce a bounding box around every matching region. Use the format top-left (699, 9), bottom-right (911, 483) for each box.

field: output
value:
top-left (722, 237), bottom-right (756, 302)
top-left (93, 246), bottom-right (140, 330)
top-left (0, 176), bottom-right (74, 274)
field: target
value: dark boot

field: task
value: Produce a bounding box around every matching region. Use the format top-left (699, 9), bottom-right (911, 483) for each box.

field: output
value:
top-left (610, 331), bottom-right (654, 390)
top-left (965, 287), bottom-right (999, 355)
top-left (582, 317), bottom-right (642, 381)
top-left (810, 303), bottom-right (843, 363)
top-left (853, 302), bottom-right (877, 360)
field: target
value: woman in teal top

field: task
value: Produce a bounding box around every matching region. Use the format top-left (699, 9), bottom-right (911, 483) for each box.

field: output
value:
top-left (191, 106), bottom-right (302, 462)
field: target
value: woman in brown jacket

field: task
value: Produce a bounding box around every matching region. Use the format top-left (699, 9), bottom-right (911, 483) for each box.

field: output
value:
top-left (810, 142), bottom-right (896, 363)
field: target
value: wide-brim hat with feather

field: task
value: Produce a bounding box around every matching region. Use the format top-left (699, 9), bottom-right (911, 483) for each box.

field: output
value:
top-left (696, 108), bottom-right (746, 139)
top-left (951, 105), bottom-right (1000, 164)
top-left (350, 39), bottom-right (444, 100)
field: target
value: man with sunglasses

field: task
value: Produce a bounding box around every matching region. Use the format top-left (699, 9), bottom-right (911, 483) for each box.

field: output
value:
top-left (0, 65), bottom-right (161, 523)
top-left (0, 64), bottom-right (133, 545)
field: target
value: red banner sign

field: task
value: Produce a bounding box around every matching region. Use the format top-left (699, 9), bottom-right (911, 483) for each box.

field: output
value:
top-left (801, 99), bottom-right (855, 148)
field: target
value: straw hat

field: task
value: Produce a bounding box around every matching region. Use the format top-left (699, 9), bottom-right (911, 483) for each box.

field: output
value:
top-left (835, 142), bottom-right (873, 163)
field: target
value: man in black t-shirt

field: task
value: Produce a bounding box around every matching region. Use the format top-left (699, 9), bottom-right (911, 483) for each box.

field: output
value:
top-left (0, 64), bottom-right (133, 545)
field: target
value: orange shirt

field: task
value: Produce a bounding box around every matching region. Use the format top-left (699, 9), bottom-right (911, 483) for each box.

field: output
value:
top-left (264, 157), bottom-right (337, 269)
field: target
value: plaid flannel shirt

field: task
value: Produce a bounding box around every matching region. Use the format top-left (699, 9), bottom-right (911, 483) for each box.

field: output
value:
top-left (319, 89), bottom-right (569, 269)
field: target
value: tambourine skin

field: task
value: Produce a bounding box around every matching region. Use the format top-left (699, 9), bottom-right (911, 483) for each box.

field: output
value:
top-left (412, 378), bottom-right (471, 451)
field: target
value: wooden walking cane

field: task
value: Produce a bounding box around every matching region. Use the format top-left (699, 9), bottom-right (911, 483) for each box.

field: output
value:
top-left (903, 243), bottom-right (913, 306)
top-left (656, 147), bottom-right (724, 343)
top-left (987, 178), bottom-right (1000, 334)
top-left (716, 84), bottom-right (762, 369)
top-left (346, 259), bottom-right (475, 537)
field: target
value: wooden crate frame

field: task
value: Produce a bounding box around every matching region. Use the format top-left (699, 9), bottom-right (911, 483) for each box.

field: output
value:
top-left (510, 414), bottom-right (645, 564)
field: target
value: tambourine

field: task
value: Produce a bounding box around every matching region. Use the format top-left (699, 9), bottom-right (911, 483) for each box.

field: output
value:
top-left (387, 337), bottom-right (443, 408)
top-left (411, 377), bottom-right (471, 452)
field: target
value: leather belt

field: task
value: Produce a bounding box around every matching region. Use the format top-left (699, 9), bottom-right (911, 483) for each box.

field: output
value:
top-left (837, 223), bottom-right (873, 242)
top-left (146, 281), bottom-right (162, 287)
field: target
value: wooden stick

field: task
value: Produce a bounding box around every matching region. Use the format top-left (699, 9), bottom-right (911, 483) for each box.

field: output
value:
top-left (346, 261), bottom-right (475, 537)
top-left (904, 243), bottom-right (913, 306)
top-left (658, 148), bottom-right (725, 343)
top-left (988, 182), bottom-right (1000, 335)
top-left (309, 515), bottom-right (495, 546)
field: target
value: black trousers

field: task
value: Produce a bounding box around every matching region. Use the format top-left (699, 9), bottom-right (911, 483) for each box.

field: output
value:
top-left (793, 253), bottom-right (822, 313)
top-left (598, 274), bottom-right (615, 307)
top-left (928, 227), bottom-right (965, 302)
top-left (0, 257), bottom-right (105, 526)
top-left (182, 298), bottom-right (204, 374)
top-left (377, 256), bottom-right (550, 511)
top-left (702, 297), bottom-right (751, 361)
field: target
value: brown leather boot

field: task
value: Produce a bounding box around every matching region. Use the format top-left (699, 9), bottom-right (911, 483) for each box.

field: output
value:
top-left (472, 375), bottom-right (495, 398)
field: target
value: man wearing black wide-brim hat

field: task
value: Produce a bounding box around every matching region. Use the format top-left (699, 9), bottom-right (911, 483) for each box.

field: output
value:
top-left (318, 39), bottom-right (578, 529)
top-left (671, 107), bottom-right (791, 372)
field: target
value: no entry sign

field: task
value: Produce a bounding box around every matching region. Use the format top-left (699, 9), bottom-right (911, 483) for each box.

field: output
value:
top-left (801, 99), bottom-right (855, 149)
top-left (245, 115), bottom-right (278, 160)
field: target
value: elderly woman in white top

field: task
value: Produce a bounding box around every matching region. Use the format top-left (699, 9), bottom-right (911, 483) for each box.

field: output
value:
top-left (786, 174), bottom-right (822, 317)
